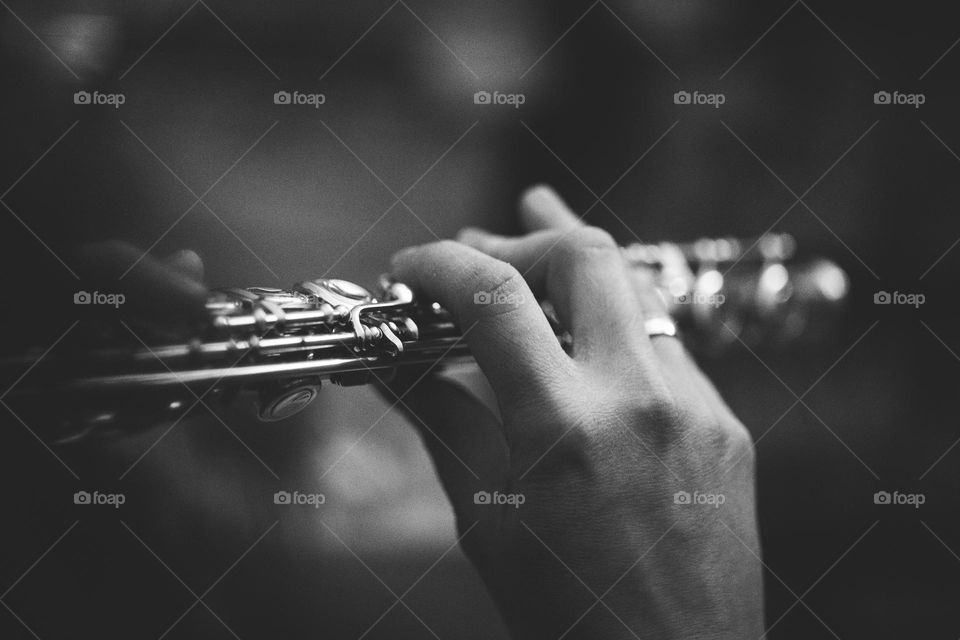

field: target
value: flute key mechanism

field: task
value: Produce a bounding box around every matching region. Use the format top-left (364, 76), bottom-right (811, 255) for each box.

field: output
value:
top-left (258, 378), bottom-right (322, 422)
top-left (1, 233), bottom-right (847, 442)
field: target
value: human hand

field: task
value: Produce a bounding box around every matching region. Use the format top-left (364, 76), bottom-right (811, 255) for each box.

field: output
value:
top-left (74, 241), bottom-right (208, 331)
top-left (387, 186), bottom-right (763, 639)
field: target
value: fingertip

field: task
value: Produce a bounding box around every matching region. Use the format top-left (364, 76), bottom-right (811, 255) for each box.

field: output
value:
top-left (518, 184), bottom-right (581, 232)
top-left (517, 184), bottom-right (556, 221)
top-left (455, 227), bottom-right (494, 248)
top-left (519, 183), bottom-right (556, 203)
top-left (163, 249), bottom-right (204, 282)
top-left (390, 245), bottom-right (419, 270)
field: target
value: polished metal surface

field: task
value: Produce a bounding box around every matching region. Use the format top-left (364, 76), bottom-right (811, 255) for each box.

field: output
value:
top-left (6, 233), bottom-right (847, 440)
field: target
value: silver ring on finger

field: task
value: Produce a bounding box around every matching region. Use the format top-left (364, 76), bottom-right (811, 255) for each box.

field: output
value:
top-left (644, 316), bottom-right (678, 338)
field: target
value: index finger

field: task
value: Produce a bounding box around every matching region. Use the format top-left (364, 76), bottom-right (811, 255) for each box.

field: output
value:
top-left (391, 240), bottom-right (572, 418)
top-left (76, 241), bottom-right (208, 322)
top-left (518, 185), bottom-right (582, 233)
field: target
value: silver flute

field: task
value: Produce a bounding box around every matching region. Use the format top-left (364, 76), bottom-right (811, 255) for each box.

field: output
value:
top-left (4, 233), bottom-right (848, 442)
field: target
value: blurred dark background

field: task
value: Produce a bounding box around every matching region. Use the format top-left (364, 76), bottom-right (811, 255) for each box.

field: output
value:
top-left (1, 1), bottom-right (958, 638)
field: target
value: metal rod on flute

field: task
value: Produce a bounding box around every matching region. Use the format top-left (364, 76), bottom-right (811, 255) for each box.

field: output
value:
top-left (2, 233), bottom-right (848, 443)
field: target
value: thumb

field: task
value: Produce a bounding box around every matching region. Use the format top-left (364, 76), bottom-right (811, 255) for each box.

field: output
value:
top-left (375, 365), bottom-right (509, 527)
top-left (162, 249), bottom-right (205, 283)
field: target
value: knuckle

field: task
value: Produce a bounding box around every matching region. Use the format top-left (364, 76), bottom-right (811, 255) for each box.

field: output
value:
top-left (425, 241), bottom-right (530, 314)
top-left (723, 420), bottom-right (755, 463)
top-left (627, 384), bottom-right (680, 430)
top-left (556, 226), bottom-right (618, 260)
top-left (621, 385), bottom-right (741, 444)
top-left (687, 416), bottom-right (755, 470)
top-left (483, 264), bottom-right (524, 299)
top-left (432, 239), bottom-right (466, 262)
top-left (416, 239), bottom-right (469, 274)
top-left (468, 261), bottom-right (528, 313)
top-left (568, 225), bottom-right (618, 249)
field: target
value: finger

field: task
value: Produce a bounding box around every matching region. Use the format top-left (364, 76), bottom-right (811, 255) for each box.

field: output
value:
top-left (627, 266), bottom-right (685, 362)
top-left (76, 241), bottom-right (208, 322)
top-left (376, 365), bottom-right (508, 525)
top-left (627, 264), bottom-right (738, 424)
top-left (457, 226), bottom-right (653, 363)
top-left (162, 249), bottom-right (205, 283)
top-left (390, 240), bottom-right (571, 420)
top-left (518, 184), bottom-right (582, 233)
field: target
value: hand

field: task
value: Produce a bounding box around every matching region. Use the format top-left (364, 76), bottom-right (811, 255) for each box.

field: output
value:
top-left (387, 186), bottom-right (764, 639)
top-left (70, 244), bottom-right (276, 537)
top-left (74, 241), bottom-right (208, 331)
